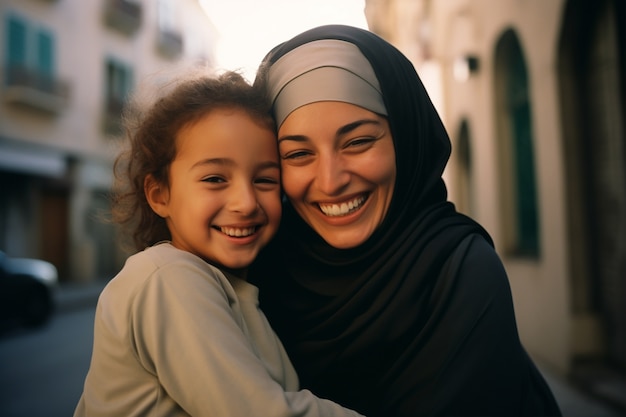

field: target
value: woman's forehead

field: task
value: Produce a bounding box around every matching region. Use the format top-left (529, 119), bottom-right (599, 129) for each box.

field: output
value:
top-left (268, 39), bottom-right (387, 128)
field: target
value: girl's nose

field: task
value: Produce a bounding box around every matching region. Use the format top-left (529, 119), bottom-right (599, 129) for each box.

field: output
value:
top-left (229, 182), bottom-right (259, 215)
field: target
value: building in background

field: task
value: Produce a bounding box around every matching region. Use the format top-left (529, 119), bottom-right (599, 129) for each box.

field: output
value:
top-left (0, 0), bottom-right (218, 283)
top-left (365, 0), bottom-right (625, 409)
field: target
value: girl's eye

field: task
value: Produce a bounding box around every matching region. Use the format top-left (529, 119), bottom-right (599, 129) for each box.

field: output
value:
top-left (202, 176), bottom-right (226, 183)
top-left (255, 177), bottom-right (279, 185)
top-left (255, 176), bottom-right (280, 191)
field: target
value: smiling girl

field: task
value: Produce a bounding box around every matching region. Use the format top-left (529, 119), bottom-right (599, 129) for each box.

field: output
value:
top-left (74, 71), bottom-right (363, 417)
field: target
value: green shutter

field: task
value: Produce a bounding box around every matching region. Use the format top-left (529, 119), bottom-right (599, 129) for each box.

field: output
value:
top-left (37, 30), bottom-right (54, 77)
top-left (507, 44), bottom-right (540, 256)
top-left (7, 16), bottom-right (27, 67)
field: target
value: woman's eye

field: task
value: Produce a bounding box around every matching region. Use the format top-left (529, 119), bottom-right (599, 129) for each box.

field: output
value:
top-left (345, 137), bottom-right (375, 148)
top-left (281, 150), bottom-right (312, 160)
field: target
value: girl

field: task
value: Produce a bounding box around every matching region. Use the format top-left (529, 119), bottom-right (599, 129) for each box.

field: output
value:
top-left (74, 71), bottom-right (363, 417)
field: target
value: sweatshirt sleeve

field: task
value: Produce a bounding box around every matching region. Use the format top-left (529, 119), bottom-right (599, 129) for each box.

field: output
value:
top-left (129, 258), bottom-right (364, 417)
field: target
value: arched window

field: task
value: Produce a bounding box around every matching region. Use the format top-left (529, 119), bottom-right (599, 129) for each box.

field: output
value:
top-left (494, 29), bottom-right (540, 257)
top-left (455, 119), bottom-right (475, 216)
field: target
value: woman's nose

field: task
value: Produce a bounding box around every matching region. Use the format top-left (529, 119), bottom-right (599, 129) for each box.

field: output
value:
top-left (315, 154), bottom-right (350, 196)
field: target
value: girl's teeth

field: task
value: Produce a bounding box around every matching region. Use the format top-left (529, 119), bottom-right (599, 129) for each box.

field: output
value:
top-left (319, 196), bottom-right (365, 217)
top-left (220, 227), bottom-right (255, 237)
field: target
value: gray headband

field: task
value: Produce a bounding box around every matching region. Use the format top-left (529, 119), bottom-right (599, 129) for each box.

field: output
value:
top-left (267, 39), bottom-right (387, 128)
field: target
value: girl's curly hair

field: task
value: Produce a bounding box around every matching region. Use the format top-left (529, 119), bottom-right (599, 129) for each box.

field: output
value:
top-left (111, 70), bottom-right (275, 253)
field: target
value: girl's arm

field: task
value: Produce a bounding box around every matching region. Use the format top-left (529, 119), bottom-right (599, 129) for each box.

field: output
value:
top-left (131, 259), bottom-right (364, 417)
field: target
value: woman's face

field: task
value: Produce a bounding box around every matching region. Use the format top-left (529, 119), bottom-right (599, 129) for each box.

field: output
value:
top-left (278, 101), bottom-right (396, 249)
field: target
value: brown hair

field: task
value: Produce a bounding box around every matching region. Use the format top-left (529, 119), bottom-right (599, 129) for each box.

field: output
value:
top-left (111, 70), bottom-right (275, 252)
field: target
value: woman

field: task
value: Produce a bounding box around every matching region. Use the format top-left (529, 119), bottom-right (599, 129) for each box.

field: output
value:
top-left (250, 25), bottom-right (562, 417)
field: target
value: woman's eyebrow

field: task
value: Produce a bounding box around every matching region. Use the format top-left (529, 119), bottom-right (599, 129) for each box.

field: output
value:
top-left (336, 119), bottom-right (381, 136)
top-left (277, 135), bottom-right (307, 144)
top-left (278, 119), bottom-right (382, 144)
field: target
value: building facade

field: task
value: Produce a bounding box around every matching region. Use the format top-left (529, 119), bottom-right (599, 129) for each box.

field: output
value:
top-left (365, 0), bottom-right (625, 402)
top-left (0, 0), bottom-right (218, 282)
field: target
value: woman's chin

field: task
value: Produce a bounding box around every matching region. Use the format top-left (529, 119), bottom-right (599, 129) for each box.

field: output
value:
top-left (318, 228), bottom-right (375, 249)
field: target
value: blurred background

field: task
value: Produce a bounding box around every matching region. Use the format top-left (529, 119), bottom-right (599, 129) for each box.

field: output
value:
top-left (0, 0), bottom-right (624, 416)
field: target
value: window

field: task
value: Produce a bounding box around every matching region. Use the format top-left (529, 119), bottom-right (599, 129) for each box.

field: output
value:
top-left (103, 58), bottom-right (133, 134)
top-left (5, 15), bottom-right (55, 78)
top-left (103, 0), bottom-right (142, 35)
top-left (4, 14), bottom-right (66, 113)
top-left (37, 31), bottom-right (54, 77)
top-left (157, 0), bottom-right (177, 33)
top-left (156, 0), bottom-right (183, 58)
top-left (455, 119), bottom-right (475, 217)
top-left (494, 29), bottom-right (540, 257)
top-left (7, 16), bottom-right (28, 70)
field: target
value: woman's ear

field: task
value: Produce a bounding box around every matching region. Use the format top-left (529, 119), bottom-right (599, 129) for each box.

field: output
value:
top-left (145, 174), bottom-right (169, 218)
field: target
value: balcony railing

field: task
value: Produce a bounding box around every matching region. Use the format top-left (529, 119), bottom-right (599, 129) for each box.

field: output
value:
top-left (104, 0), bottom-right (142, 35)
top-left (3, 65), bottom-right (70, 114)
top-left (156, 28), bottom-right (183, 59)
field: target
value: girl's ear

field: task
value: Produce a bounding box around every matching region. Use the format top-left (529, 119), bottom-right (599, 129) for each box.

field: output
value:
top-left (145, 174), bottom-right (169, 218)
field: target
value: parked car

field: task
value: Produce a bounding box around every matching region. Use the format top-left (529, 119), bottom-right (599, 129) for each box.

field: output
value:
top-left (0, 251), bottom-right (58, 327)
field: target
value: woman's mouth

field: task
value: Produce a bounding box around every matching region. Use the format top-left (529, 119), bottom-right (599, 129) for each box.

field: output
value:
top-left (318, 195), bottom-right (366, 217)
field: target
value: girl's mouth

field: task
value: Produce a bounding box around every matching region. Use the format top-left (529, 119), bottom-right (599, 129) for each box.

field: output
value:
top-left (216, 226), bottom-right (257, 237)
top-left (318, 195), bottom-right (367, 217)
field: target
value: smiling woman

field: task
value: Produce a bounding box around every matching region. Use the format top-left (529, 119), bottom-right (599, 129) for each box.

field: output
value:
top-left (249, 24), bottom-right (562, 417)
top-left (278, 102), bottom-right (396, 249)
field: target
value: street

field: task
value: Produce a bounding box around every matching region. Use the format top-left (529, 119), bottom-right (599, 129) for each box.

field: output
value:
top-left (0, 308), bottom-right (94, 417)
top-left (0, 293), bottom-right (623, 417)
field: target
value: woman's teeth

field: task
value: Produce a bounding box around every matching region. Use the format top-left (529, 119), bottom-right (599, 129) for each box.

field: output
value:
top-left (319, 196), bottom-right (366, 217)
top-left (220, 227), bottom-right (255, 237)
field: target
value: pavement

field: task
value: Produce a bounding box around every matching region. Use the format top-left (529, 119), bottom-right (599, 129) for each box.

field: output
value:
top-left (54, 281), bottom-right (625, 417)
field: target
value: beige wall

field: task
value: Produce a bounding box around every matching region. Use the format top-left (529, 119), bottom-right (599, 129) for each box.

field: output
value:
top-left (0, 0), bottom-right (218, 281)
top-left (366, 0), bottom-right (573, 373)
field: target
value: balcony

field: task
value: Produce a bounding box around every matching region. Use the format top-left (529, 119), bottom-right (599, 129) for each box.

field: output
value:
top-left (3, 65), bottom-right (70, 114)
top-left (156, 28), bottom-right (184, 59)
top-left (104, 0), bottom-right (142, 36)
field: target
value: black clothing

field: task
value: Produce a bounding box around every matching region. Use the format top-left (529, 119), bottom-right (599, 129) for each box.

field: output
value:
top-left (250, 25), bottom-right (561, 417)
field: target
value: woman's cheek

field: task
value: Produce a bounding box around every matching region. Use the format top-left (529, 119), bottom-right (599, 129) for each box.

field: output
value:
top-left (280, 165), bottom-right (307, 200)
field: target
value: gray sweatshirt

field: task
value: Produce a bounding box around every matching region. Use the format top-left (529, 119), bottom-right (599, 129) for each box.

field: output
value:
top-left (74, 243), bottom-right (363, 417)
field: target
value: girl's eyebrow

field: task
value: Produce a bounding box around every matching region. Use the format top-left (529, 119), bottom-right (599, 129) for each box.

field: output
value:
top-left (278, 118), bottom-right (382, 144)
top-left (257, 160), bottom-right (281, 170)
top-left (191, 158), bottom-right (232, 169)
top-left (191, 158), bottom-right (279, 170)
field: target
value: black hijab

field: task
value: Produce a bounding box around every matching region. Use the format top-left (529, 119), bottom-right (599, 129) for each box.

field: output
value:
top-left (250, 25), bottom-right (560, 417)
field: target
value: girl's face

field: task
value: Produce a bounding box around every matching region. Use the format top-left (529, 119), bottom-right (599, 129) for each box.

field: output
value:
top-left (278, 101), bottom-right (396, 249)
top-left (147, 108), bottom-right (281, 274)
